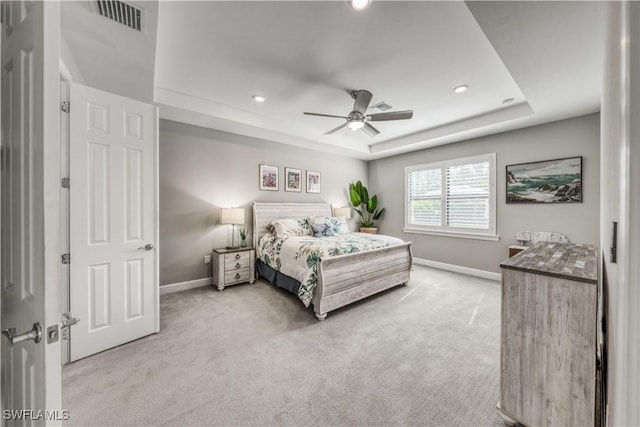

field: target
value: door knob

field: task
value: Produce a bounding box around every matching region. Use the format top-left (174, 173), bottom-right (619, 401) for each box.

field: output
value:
top-left (61, 312), bottom-right (79, 328)
top-left (138, 243), bottom-right (154, 251)
top-left (2, 323), bottom-right (42, 345)
top-left (60, 312), bottom-right (79, 340)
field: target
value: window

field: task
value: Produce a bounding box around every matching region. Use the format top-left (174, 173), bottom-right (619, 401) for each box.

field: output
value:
top-left (404, 153), bottom-right (498, 240)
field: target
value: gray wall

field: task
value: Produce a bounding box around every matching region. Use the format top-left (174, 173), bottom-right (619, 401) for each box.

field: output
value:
top-left (368, 113), bottom-right (600, 274)
top-left (159, 120), bottom-right (368, 286)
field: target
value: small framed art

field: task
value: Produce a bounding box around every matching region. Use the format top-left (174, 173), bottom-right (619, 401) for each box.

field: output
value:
top-left (285, 167), bottom-right (302, 192)
top-left (306, 170), bottom-right (321, 193)
top-left (259, 164), bottom-right (279, 191)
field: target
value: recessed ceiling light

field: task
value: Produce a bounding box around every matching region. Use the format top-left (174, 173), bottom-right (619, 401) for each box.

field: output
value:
top-left (350, 0), bottom-right (372, 11)
top-left (252, 95), bottom-right (266, 103)
top-left (453, 84), bottom-right (469, 94)
top-left (502, 98), bottom-right (514, 105)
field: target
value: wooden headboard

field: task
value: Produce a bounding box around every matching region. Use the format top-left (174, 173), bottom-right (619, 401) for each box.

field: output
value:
top-left (253, 202), bottom-right (332, 245)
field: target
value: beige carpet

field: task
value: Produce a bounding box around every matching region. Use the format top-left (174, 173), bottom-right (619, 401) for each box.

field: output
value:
top-left (62, 265), bottom-right (504, 426)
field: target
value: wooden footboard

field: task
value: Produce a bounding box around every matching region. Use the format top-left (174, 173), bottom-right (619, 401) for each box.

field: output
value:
top-left (312, 242), bottom-right (413, 320)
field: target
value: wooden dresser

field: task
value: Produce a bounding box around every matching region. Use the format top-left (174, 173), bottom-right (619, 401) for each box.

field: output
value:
top-left (498, 242), bottom-right (598, 426)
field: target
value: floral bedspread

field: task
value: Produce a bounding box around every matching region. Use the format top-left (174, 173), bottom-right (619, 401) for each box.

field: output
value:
top-left (257, 233), bottom-right (404, 307)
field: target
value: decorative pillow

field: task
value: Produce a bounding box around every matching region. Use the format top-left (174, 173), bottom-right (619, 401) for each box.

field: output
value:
top-left (307, 216), bottom-right (350, 237)
top-left (311, 222), bottom-right (335, 237)
top-left (267, 218), bottom-right (312, 238)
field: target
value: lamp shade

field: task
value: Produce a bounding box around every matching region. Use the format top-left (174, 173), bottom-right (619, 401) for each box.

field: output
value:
top-left (220, 208), bottom-right (245, 225)
top-left (333, 207), bottom-right (352, 219)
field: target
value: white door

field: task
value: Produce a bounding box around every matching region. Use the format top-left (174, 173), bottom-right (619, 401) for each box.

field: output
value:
top-left (69, 82), bottom-right (159, 361)
top-left (1, 0), bottom-right (62, 421)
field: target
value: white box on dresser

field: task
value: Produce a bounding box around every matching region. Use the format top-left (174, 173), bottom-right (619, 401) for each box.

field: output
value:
top-left (212, 247), bottom-right (256, 291)
top-left (498, 241), bottom-right (598, 427)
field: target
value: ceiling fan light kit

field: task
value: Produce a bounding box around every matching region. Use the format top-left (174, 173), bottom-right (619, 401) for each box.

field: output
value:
top-left (304, 89), bottom-right (413, 137)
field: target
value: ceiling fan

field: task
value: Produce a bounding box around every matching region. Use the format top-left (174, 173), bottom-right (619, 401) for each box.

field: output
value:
top-left (304, 90), bottom-right (414, 137)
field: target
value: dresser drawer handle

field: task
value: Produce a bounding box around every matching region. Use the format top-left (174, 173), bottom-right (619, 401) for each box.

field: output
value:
top-left (235, 273), bottom-right (241, 279)
top-left (235, 263), bottom-right (241, 269)
top-left (235, 254), bottom-right (241, 260)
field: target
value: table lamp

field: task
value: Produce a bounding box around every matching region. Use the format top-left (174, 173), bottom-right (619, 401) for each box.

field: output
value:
top-left (333, 207), bottom-right (352, 219)
top-left (220, 208), bottom-right (245, 249)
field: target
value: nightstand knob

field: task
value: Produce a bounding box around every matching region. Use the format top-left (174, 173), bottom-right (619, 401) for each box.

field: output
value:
top-left (235, 254), bottom-right (241, 260)
top-left (235, 273), bottom-right (241, 279)
top-left (235, 263), bottom-right (241, 269)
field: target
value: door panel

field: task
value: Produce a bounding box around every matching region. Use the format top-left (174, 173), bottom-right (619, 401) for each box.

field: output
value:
top-left (69, 83), bottom-right (158, 361)
top-left (1, 0), bottom-right (62, 420)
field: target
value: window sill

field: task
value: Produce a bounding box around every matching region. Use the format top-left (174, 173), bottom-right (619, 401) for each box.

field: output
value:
top-left (403, 227), bottom-right (501, 242)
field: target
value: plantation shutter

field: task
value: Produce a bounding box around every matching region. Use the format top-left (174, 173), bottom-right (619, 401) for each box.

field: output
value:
top-left (445, 160), bottom-right (490, 229)
top-left (408, 167), bottom-right (442, 226)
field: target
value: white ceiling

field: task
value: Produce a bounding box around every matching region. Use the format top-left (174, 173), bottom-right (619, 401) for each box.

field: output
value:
top-left (61, 1), bottom-right (606, 160)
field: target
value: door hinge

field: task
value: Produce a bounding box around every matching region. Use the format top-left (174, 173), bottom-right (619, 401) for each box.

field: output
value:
top-left (60, 101), bottom-right (70, 113)
top-left (61, 177), bottom-right (70, 189)
top-left (61, 253), bottom-right (70, 264)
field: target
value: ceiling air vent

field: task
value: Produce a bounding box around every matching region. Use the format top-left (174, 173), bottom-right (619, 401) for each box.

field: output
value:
top-left (370, 101), bottom-right (392, 111)
top-left (95, 0), bottom-right (142, 31)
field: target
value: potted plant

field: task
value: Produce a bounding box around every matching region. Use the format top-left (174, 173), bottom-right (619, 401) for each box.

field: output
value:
top-left (239, 227), bottom-right (248, 247)
top-left (349, 181), bottom-right (385, 234)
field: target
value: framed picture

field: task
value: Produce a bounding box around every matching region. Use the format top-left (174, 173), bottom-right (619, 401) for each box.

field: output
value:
top-left (259, 164), bottom-right (279, 191)
top-left (285, 167), bottom-right (302, 192)
top-left (306, 170), bottom-right (321, 193)
top-left (506, 156), bottom-right (582, 203)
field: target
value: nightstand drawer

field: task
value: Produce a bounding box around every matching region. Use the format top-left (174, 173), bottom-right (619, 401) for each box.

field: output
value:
top-left (224, 268), bottom-right (251, 284)
top-left (224, 251), bottom-right (251, 267)
top-left (224, 254), bottom-right (251, 271)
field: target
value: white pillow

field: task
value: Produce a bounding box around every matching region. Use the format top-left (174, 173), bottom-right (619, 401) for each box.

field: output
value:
top-left (267, 218), bottom-right (312, 238)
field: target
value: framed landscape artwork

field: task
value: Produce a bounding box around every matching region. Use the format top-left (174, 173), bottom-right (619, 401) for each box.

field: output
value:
top-left (285, 167), bottom-right (302, 192)
top-left (259, 164), bottom-right (279, 191)
top-left (506, 156), bottom-right (582, 203)
top-left (306, 170), bottom-right (321, 193)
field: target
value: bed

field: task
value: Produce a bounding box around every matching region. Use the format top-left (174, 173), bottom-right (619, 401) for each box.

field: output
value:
top-left (253, 202), bottom-right (413, 320)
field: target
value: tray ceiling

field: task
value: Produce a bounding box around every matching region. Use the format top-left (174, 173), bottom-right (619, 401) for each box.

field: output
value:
top-left (62, 1), bottom-right (606, 160)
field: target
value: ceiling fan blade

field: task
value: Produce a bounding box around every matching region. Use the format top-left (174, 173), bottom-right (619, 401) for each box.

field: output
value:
top-left (304, 112), bottom-right (349, 119)
top-left (367, 110), bottom-right (414, 121)
top-left (353, 90), bottom-right (373, 114)
top-left (361, 122), bottom-right (380, 137)
top-left (324, 122), bottom-right (348, 135)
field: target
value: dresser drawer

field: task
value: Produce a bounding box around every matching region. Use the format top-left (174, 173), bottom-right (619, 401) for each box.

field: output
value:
top-left (224, 253), bottom-right (251, 271)
top-left (224, 268), bottom-right (251, 284)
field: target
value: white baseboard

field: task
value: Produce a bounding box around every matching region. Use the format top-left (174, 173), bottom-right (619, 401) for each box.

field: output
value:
top-left (413, 258), bottom-right (501, 282)
top-left (160, 277), bottom-right (213, 295)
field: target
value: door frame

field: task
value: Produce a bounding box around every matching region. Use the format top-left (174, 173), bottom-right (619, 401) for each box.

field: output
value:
top-left (59, 72), bottom-right (70, 365)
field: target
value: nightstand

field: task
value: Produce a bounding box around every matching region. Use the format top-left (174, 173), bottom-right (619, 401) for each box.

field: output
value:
top-left (508, 245), bottom-right (528, 257)
top-left (212, 247), bottom-right (256, 291)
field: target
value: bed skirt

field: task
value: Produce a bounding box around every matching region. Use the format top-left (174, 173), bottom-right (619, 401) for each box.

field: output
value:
top-left (256, 260), bottom-right (301, 295)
